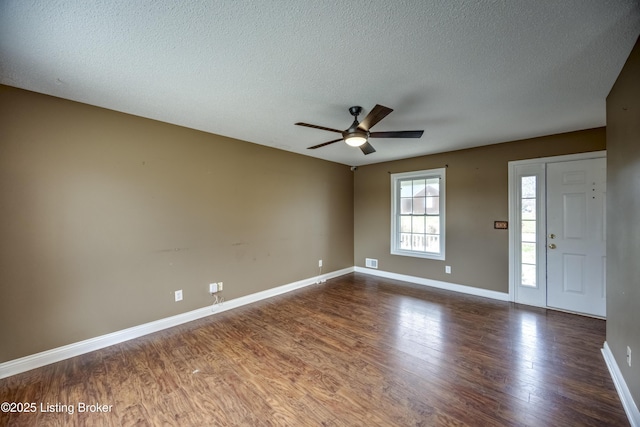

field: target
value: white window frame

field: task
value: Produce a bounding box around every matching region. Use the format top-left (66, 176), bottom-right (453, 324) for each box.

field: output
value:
top-left (390, 168), bottom-right (446, 260)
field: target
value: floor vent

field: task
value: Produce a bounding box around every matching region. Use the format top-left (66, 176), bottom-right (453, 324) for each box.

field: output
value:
top-left (365, 258), bottom-right (378, 269)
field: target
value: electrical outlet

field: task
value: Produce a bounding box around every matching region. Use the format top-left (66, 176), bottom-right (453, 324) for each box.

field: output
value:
top-left (445, 266), bottom-right (452, 274)
top-left (209, 283), bottom-right (218, 293)
top-left (627, 346), bottom-right (632, 367)
top-left (218, 282), bottom-right (223, 291)
top-left (318, 259), bottom-right (323, 267)
top-left (175, 290), bottom-right (183, 302)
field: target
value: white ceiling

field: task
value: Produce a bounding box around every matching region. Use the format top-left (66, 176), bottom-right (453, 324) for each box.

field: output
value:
top-left (1, 1), bottom-right (639, 166)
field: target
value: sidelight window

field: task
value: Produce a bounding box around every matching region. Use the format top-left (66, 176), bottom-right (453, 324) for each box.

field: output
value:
top-left (520, 176), bottom-right (537, 287)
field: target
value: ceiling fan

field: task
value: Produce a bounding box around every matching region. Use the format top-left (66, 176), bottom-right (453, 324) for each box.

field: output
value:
top-left (295, 104), bottom-right (424, 155)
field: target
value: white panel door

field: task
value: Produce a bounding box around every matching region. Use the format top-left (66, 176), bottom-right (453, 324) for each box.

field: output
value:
top-left (546, 158), bottom-right (606, 317)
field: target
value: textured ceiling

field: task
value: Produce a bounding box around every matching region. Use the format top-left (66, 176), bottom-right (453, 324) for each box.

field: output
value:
top-left (1, 1), bottom-right (639, 166)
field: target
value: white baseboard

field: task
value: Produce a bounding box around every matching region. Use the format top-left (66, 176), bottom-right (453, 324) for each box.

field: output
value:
top-left (602, 342), bottom-right (640, 427)
top-left (0, 267), bottom-right (354, 379)
top-left (355, 267), bottom-right (509, 301)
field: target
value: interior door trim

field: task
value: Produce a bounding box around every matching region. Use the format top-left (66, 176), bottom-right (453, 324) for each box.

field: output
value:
top-left (507, 150), bottom-right (606, 306)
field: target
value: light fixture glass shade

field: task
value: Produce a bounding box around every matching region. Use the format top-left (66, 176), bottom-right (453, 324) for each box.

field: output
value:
top-left (345, 135), bottom-right (367, 147)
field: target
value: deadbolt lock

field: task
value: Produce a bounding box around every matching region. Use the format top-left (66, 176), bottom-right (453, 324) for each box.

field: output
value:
top-left (548, 233), bottom-right (556, 239)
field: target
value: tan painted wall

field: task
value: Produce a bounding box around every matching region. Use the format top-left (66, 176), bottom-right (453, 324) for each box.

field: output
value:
top-left (0, 86), bottom-right (354, 362)
top-left (606, 35), bottom-right (640, 406)
top-left (354, 128), bottom-right (605, 292)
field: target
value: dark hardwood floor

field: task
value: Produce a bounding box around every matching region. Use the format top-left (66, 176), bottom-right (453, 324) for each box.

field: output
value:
top-left (0, 273), bottom-right (628, 426)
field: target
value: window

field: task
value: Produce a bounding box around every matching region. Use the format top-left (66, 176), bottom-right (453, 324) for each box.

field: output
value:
top-left (520, 175), bottom-right (537, 287)
top-left (391, 168), bottom-right (445, 260)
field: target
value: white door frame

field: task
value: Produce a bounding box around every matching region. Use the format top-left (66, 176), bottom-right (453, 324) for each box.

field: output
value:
top-left (508, 151), bottom-right (606, 309)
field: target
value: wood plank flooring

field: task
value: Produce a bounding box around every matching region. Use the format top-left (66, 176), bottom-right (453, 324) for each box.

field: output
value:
top-left (0, 273), bottom-right (628, 426)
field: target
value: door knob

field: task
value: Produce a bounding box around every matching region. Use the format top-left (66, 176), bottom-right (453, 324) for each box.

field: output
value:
top-left (548, 243), bottom-right (557, 249)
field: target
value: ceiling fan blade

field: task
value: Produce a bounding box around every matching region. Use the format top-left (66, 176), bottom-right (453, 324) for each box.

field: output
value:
top-left (358, 104), bottom-right (393, 131)
top-left (295, 122), bottom-right (343, 134)
top-left (370, 130), bottom-right (424, 138)
top-left (307, 138), bottom-right (343, 150)
top-left (360, 141), bottom-right (376, 155)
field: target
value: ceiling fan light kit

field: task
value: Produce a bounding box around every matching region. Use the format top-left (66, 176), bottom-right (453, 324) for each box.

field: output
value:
top-left (344, 133), bottom-right (368, 147)
top-left (295, 104), bottom-right (424, 155)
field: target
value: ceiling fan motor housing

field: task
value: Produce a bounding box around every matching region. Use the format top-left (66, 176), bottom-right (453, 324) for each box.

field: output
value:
top-left (343, 106), bottom-right (368, 143)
